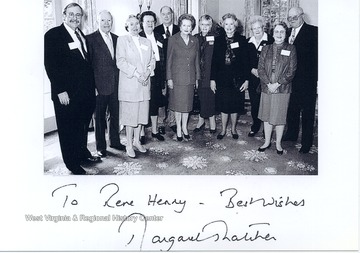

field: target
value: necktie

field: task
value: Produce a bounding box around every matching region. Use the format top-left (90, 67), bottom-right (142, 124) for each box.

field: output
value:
top-left (289, 29), bottom-right (296, 44)
top-left (75, 29), bottom-right (88, 60)
top-left (165, 26), bottom-right (170, 38)
top-left (105, 33), bottom-right (114, 59)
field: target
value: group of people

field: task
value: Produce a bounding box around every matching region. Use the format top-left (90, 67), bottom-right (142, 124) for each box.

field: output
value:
top-left (44, 3), bottom-right (317, 175)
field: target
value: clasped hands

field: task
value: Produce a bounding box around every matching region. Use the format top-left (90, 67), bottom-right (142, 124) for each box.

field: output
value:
top-left (135, 70), bottom-right (151, 86)
top-left (267, 82), bottom-right (281, 93)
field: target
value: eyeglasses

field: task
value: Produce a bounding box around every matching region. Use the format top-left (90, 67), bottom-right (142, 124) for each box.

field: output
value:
top-left (274, 30), bottom-right (286, 34)
top-left (67, 12), bottom-right (83, 18)
top-left (287, 14), bottom-right (303, 22)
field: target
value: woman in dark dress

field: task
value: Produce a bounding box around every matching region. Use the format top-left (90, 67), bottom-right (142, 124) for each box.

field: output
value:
top-left (139, 11), bottom-right (166, 143)
top-left (194, 14), bottom-right (217, 134)
top-left (210, 13), bottom-right (250, 140)
top-left (247, 15), bottom-right (274, 137)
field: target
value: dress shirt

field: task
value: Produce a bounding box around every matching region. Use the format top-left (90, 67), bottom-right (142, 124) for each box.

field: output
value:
top-left (131, 35), bottom-right (143, 62)
top-left (248, 32), bottom-right (269, 49)
top-left (145, 32), bottom-right (160, 61)
top-left (64, 22), bottom-right (87, 58)
top-left (289, 23), bottom-right (304, 43)
top-left (163, 24), bottom-right (174, 36)
top-left (100, 30), bottom-right (114, 58)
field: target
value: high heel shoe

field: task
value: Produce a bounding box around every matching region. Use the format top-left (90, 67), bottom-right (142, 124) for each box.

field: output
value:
top-left (210, 128), bottom-right (216, 134)
top-left (258, 143), bottom-right (272, 152)
top-left (193, 123), bottom-right (205, 132)
top-left (231, 131), bottom-right (239, 139)
top-left (217, 132), bottom-right (226, 140)
top-left (177, 136), bottom-right (183, 141)
top-left (276, 149), bottom-right (283, 155)
top-left (184, 134), bottom-right (190, 140)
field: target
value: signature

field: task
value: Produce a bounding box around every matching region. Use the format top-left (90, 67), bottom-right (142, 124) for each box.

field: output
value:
top-left (118, 213), bottom-right (275, 251)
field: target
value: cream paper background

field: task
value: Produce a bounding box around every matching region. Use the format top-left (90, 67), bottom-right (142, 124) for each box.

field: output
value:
top-left (0, 0), bottom-right (358, 252)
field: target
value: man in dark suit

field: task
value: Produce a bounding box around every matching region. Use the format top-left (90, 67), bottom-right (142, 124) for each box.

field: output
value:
top-left (44, 3), bottom-right (100, 175)
top-left (154, 6), bottom-right (180, 134)
top-left (86, 10), bottom-right (126, 158)
top-left (154, 6), bottom-right (180, 40)
top-left (283, 7), bottom-right (318, 154)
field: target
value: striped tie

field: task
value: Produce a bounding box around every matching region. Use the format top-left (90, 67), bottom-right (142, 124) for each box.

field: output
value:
top-left (289, 29), bottom-right (296, 44)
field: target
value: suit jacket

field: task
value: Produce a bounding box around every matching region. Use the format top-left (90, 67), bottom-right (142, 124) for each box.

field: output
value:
top-left (139, 31), bottom-right (166, 84)
top-left (290, 22), bottom-right (318, 94)
top-left (210, 31), bottom-right (250, 85)
top-left (247, 33), bottom-right (274, 90)
top-left (166, 32), bottom-right (201, 86)
top-left (154, 24), bottom-right (180, 39)
top-left (44, 24), bottom-right (95, 102)
top-left (116, 35), bottom-right (155, 102)
top-left (86, 30), bottom-right (119, 96)
top-left (195, 32), bottom-right (216, 89)
top-left (258, 43), bottom-right (297, 94)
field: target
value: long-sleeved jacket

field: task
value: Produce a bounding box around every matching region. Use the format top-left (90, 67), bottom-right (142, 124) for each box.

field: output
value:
top-left (258, 42), bottom-right (297, 94)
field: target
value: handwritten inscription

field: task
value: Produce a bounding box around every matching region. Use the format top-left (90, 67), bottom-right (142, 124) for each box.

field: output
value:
top-left (118, 213), bottom-right (275, 251)
top-left (47, 184), bottom-right (306, 250)
top-left (220, 188), bottom-right (305, 208)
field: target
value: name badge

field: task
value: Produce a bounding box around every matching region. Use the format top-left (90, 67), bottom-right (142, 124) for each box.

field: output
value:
top-left (140, 44), bottom-right (149, 51)
top-left (281, 50), bottom-right (291, 56)
top-left (258, 45), bottom-right (263, 52)
top-left (230, 42), bottom-right (239, 49)
top-left (68, 41), bottom-right (79, 50)
top-left (206, 36), bottom-right (214, 42)
top-left (156, 41), bottom-right (163, 48)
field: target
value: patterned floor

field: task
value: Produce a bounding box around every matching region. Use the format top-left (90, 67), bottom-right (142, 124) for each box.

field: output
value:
top-left (44, 102), bottom-right (318, 176)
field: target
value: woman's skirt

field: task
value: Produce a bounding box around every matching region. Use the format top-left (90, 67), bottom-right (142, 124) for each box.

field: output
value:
top-left (120, 100), bottom-right (149, 127)
top-left (258, 92), bottom-right (290, 125)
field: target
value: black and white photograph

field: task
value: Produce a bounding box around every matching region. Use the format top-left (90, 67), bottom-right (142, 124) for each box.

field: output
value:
top-left (43, 0), bottom-right (318, 176)
top-left (0, 0), bottom-right (358, 252)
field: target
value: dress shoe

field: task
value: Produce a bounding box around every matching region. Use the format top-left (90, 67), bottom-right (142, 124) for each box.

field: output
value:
top-left (97, 150), bottom-right (107, 158)
top-left (258, 143), bottom-right (272, 152)
top-left (70, 166), bottom-right (86, 175)
top-left (152, 132), bottom-right (165, 141)
top-left (170, 125), bottom-right (177, 133)
top-left (231, 131), bottom-right (239, 139)
top-left (158, 126), bottom-right (165, 135)
top-left (210, 129), bottom-right (216, 134)
top-left (193, 123), bottom-right (205, 132)
top-left (140, 136), bottom-right (146, 145)
top-left (217, 132), bottom-right (226, 140)
top-left (133, 142), bottom-right (147, 153)
top-left (183, 134), bottom-right (190, 140)
top-left (126, 147), bottom-right (136, 158)
top-left (248, 131), bottom-right (256, 137)
top-left (177, 136), bottom-right (183, 141)
top-left (299, 147), bottom-right (310, 154)
top-left (276, 149), bottom-right (284, 155)
top-left (82, 155), bottom-right (101, 163)
top-left (110, 143), bottom-right (126, 151)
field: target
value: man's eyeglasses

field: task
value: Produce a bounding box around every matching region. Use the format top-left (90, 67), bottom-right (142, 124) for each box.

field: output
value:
top-left (287, 14), bottom-right (303, 22)
top-left (67, 12), bottom-right (83, 19)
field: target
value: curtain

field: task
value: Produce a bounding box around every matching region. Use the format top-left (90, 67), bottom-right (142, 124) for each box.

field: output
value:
top-left (76, 0), bottom-right (97, 34)
top-left (44, 0), bottom-right (56, 33)
top-left (171, 0), bottom-right (187, 25)
top-left (244, 0), bottom-right (299, 38)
